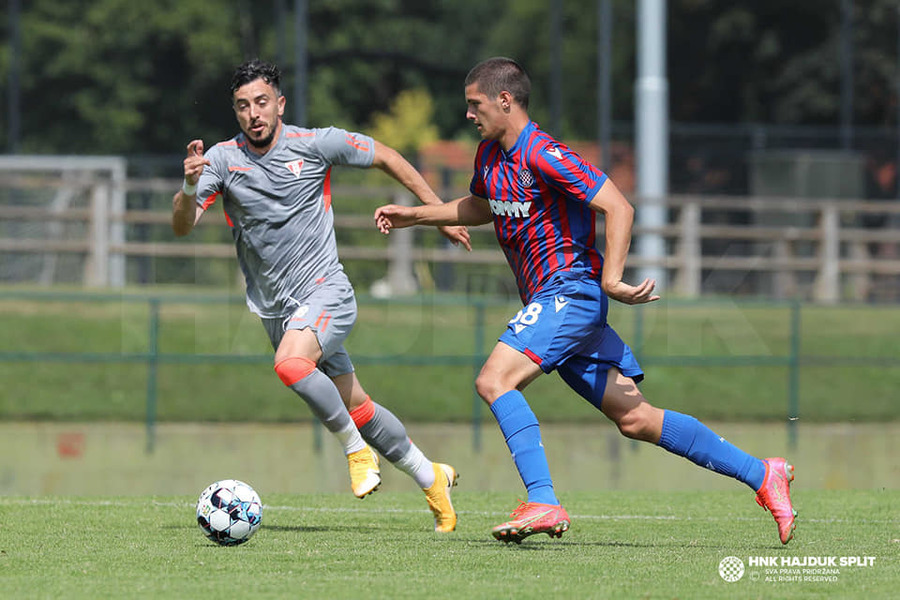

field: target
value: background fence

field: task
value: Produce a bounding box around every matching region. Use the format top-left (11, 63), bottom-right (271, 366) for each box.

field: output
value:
top-left (2, 160), bottom-right (900, 301)
top-left (3, 289), bottom-right (899, 456)
top-left (2, 157), bottom-right (899, 466)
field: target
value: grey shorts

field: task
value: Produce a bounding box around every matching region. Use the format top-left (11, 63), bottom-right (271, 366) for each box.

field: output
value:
top-left (262, 274), bottom-right (357, 378)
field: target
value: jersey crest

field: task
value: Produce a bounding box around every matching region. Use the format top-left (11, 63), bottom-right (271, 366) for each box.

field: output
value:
top-left (284, 159), bottom-right (304, 178)
top-left (517, 168), bottom-right (535, 187)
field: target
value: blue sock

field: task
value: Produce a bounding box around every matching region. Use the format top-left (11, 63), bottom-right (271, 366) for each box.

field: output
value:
top-left (657, 410), bottom-right (766, 491)
top-left (490, 390), bottom-right (559, 505)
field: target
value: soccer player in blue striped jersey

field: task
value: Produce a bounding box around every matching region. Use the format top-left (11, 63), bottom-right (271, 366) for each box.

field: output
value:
top-left (375, 57), bottom-right (797, 545)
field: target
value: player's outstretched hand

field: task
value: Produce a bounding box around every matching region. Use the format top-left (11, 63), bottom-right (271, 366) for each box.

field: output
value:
top-left (438, 225), bottom-right (472, 251)
top-left (604, 277), bottom-right (661, 305)
top-left (375, 204), bottom-right (418, 234)
top-left (183, 139), bottom-right (211, 185)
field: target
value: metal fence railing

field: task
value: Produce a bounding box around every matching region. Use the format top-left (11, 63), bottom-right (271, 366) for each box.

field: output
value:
top-left (2, 291), bottom-right (899, 454)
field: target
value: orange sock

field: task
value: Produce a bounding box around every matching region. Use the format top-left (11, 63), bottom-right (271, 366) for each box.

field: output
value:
top-left (274, 356), bottom-right (316, 386)
top-left (349, 396), bottom-right (375, 428)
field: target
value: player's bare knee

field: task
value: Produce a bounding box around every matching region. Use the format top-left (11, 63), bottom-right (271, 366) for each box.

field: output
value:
top-left (614, 411), bottom-right (643, 439)
top-left (474, 373), bottom-right (502, 404)
top-left (474, 374), bottom-right (493, 403)
top-left (616, 405), bottom-right (659, 442)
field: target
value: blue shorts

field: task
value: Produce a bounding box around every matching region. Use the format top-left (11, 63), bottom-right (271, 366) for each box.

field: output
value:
top-left (498, 272), bottom-right (644, 409)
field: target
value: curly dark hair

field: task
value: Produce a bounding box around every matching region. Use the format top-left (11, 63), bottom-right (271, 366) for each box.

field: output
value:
top-left (230, 60), bottom-right (281, 96)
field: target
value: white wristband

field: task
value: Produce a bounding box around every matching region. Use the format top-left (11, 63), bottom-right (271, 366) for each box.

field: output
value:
top-left (182, 179), bottom-right (198, 196)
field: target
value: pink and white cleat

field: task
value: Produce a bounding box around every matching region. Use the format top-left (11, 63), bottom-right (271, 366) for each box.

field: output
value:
top-left (755, 457), bottom-right (797, 544)
top-left (492, 501), bottom-right (570, 544)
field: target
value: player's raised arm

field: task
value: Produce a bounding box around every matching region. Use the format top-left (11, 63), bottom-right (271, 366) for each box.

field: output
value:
top-left (172, 139), bottom-right (210, 237)
top-left (588, 178), bottom-right (661, 305)
top-left (370, 140), bottom-right (471, 251)
top-left (375, 194), bottom-right (492, 235)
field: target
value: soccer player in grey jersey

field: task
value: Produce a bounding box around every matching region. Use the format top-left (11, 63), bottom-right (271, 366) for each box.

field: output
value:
top-left (172, 60), bottom-right (468, 532)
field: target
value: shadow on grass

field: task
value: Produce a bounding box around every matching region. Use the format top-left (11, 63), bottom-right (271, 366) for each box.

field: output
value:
top-left (457, 537), bottom-right (783, 552)
top-left (162, 523), bottom-right (383, 534)
top-left (261, 524), bottom-right (383, 534)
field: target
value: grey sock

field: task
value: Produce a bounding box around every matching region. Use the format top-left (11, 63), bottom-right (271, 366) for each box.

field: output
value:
top-left (289, 369), bottom-right (364, 452)
top-left (358, 402), bottom-right (413, 462)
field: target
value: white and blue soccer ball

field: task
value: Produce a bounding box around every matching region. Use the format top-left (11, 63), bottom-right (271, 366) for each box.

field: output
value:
top-left (196, 479), bottom-right (263, 546)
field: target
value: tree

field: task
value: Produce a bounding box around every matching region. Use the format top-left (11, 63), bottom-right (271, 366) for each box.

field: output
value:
top-left (669, 0), bottom-right (899, 127)
top-left (1, 0), bottom-right (896, 157)
top-left (9, 0), bottom-right (255, 153)
top-left (303, 0), bottom-right (499, 137)
top-left (368, 88), bottom-right (439, 156)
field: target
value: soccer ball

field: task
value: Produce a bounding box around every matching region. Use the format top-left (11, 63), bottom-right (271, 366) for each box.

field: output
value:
top-left (196, 479), bottom-right (263, 546)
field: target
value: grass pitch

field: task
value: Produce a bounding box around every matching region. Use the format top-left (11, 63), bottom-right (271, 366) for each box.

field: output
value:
top-left (1, 490), bottom-right (896, 599)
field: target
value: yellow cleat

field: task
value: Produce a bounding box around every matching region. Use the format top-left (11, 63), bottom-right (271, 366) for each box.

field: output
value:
top-left (423, 463), bottom-right (458, 532)
top-left (347, 445), bottom-right (381, 498)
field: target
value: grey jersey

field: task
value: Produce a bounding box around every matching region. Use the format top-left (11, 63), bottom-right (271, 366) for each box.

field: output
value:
top-left (196, 125), bottom-right (375, 318)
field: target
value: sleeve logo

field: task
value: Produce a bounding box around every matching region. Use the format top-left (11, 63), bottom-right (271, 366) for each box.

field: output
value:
top-left (344, 134), bottom-right (370, 151)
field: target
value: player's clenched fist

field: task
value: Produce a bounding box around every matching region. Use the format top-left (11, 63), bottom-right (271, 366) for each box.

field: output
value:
top-left (183, 139), bottom-right (210, 185)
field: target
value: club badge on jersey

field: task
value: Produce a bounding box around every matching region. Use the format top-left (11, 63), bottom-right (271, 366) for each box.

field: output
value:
top-left (284, 159), bottom-right (303, 178)
top-left (517, 168), bottom-right (534, 187)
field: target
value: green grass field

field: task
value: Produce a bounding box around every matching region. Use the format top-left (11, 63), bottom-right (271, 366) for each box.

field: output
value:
top-left (1, 490), bottom-right (896, 599)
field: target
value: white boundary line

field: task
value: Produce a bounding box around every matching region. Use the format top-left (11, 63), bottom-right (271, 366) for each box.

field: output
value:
top-left (3, 498), bottom-right (899, 524)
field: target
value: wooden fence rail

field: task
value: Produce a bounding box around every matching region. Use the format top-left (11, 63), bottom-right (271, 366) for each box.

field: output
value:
top-left (2, 174), bottom-right (900, 302)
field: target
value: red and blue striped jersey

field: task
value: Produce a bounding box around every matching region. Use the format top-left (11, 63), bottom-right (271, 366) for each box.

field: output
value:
top-left (469, 121), bottom-right (608, 303)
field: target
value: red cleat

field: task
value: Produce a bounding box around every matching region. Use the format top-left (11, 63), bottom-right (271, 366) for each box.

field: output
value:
top-left (492, 501), bottom-right (570, 544)
top-left (755, 457), bottom-right (797, 544)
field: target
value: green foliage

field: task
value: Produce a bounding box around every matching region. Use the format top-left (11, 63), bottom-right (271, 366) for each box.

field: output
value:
top-left (304, 1), bottom-right (500, 137)
top-left (369, 88), bottom-right (439, 155)
top-left (669, 0), bottom-right (900, 125)
top-left (1, 490), bottom-right (897, 598)
top-left (2, 0), bottom-right (896, 155)
top-left (15, 0), bottom-right (247, 153)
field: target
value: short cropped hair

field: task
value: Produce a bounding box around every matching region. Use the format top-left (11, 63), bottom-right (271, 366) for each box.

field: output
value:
top-left (464, 57), bottom-right (530, 109)
top-left (230, 60), bottom-right (281, 97)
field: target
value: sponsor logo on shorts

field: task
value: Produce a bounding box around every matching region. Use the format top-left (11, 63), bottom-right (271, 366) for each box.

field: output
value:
top-left (554, 295), bottom-right (568, 312)
top-left (289, 305), bottom-right (309, 322)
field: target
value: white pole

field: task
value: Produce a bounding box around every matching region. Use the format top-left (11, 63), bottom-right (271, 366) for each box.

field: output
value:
top-left (108, 157), bottom-right (127, 287)
top-left (387, 192), bottom-right (418, 295)
top-left (635, 0), bottom-right (668, 287)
